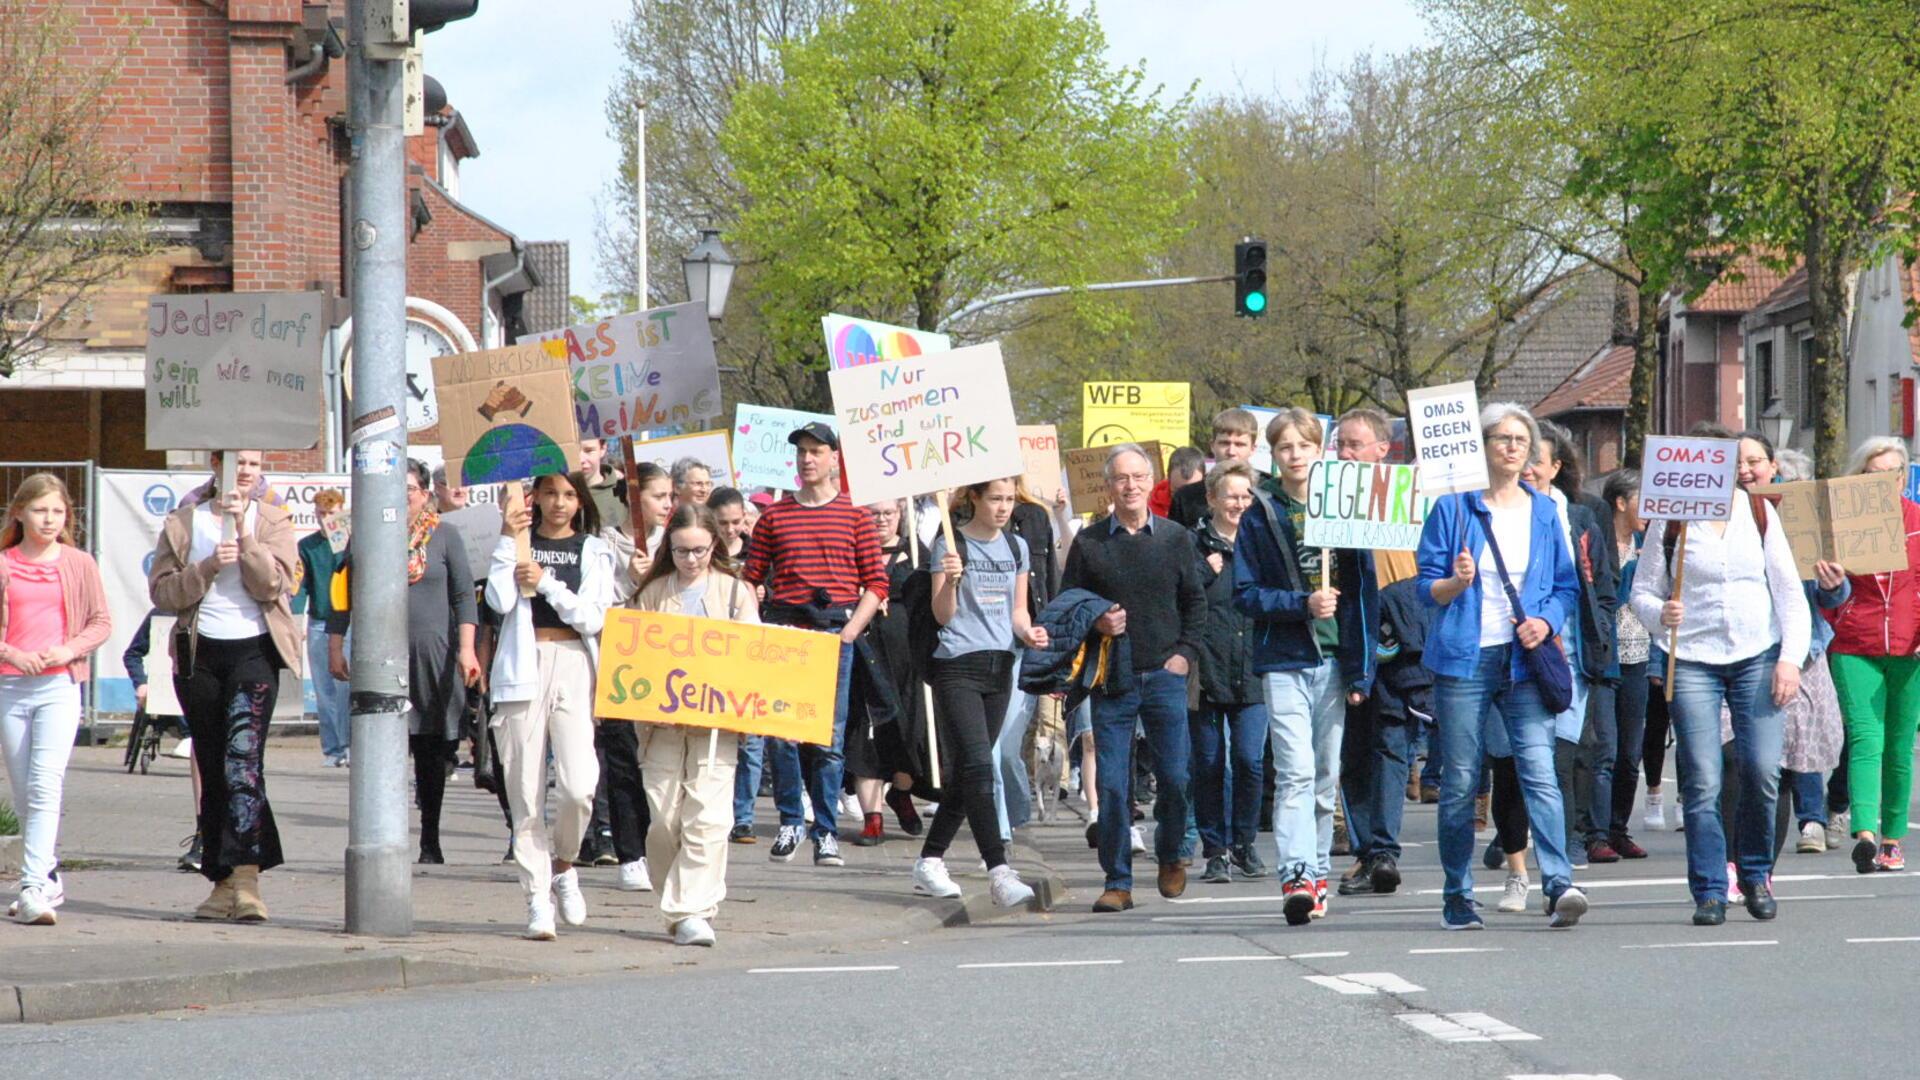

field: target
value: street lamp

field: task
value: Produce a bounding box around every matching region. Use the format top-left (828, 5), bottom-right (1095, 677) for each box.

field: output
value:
top-left (1760, 394), bottom-right (1793, 449)
top-left (681, 227), bottom-right (735, 321)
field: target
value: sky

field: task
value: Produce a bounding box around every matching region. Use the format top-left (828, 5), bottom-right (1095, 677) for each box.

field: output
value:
top-left (424, 0), bottom-right (1431, 302)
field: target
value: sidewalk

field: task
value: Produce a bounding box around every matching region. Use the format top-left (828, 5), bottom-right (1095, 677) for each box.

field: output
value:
top-left (0, 736), bottom-right (1066, 1024)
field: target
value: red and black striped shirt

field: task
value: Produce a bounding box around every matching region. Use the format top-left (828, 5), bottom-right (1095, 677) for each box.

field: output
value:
top-left (741, 493), bottom-right (889, 607)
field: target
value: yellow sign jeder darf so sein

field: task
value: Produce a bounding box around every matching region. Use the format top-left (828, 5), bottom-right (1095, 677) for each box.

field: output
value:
top-left (593, 608), bottom-right (841, 745)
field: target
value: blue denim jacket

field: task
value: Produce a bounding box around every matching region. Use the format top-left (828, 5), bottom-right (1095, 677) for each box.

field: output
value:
top-left (1416, 484), bottom-right (1580, 683)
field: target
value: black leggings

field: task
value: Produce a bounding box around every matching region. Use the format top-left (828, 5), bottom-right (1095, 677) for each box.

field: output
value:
top-left (182, 634), bottom-right (285, 881)
top-left (593, 720), bottom-right (649, 862)
top-left (1643, 683), bottom-right (1672, 788)
top-left (410, 733), bottom-right (455, 849)
top-left (1489, 756), bottom-right (1531, 855)
top-left (922, 651), bottom-right (1013, 868)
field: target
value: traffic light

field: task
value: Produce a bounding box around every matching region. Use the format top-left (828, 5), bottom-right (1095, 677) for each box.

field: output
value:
top-left (410, 0), bottom-right (479, 34)
top-left (1235, 239), bottom-right (1267, 317)
top-left (363, 1), bottom-right (478, 58)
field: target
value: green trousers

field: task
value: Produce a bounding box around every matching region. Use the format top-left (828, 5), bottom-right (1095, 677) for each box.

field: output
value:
top-left (1829, 652), bottom-right (1920, 841)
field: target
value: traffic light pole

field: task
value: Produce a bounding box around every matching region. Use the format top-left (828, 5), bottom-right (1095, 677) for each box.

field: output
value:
top-left (343, 0), bottom-right (414, 936)
top-left (936, 274), bottom-right (1231, 333)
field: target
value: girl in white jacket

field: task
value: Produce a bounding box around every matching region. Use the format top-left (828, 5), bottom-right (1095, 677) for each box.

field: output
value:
top-left (487, 471), bottom-right (617, 940)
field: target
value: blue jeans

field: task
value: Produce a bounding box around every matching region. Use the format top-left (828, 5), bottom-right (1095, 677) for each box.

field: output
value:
top-left (1191, 702), bottom-right (1265, 855)
top-left (991, 655), bottom-right (1037, 842)
top-left (734, 735), bottom-right (802, 828)
top-left (307, 628), bottom-right (350, 758)
top-left (1670, 646), bottom-right (1783, 902)
top-left (1265, 661), bottom-right (1346, 881)
top-left (787, 642), bottom-right (854, 840)
top-left (1342, 695), bottom-right (1412, 862)
top-left (1434, 644), bottom-right (1574, 902)
top-left (1091, 667), bottom-right (1191, 892)
top-left (1787, 768), bottom-right (1827, 827)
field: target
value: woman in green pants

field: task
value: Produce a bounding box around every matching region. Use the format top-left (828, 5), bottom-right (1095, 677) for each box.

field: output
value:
top-left (1822, 437), bottom-right (1920, 875)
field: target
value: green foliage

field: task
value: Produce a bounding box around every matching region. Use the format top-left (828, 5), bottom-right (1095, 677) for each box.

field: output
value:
top-left (721, 0), bottom-right (1193, 374)
top-left (0, 801), bottom-right (17, 836)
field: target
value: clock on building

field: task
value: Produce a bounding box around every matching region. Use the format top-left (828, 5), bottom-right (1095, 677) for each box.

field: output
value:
top-left (402, 318), bottom-right (455, 431)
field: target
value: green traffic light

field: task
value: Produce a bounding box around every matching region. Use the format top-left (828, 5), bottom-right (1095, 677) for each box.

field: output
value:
top-left (1245, 291), bottom-right (1266, 313)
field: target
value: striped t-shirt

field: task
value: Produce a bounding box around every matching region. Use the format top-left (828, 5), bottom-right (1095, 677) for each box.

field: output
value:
top-left (741, 494), bottom-right (889, 607)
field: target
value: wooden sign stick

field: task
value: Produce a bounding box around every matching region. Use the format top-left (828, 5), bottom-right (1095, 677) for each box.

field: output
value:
top-left (623, 434), bottom-right (647, 539)
top-left (1664, 527), bottom-right (1688, 703)
top-left (934, 489), bottom-right (960, 572)
top-left (218, 454), bottom-right (239, 543)
top-left (504, 480), bottom-right (534, 597)
top-left (1320, 551), bottom-right (1331, 595)
top-left (906, 497), bottom-right (943, 790)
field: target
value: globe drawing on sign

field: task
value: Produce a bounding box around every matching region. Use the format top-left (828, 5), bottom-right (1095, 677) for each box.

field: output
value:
top-left (462, 423), bottom-right (568, 486)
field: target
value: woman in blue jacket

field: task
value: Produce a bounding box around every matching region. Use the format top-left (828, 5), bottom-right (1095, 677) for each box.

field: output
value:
top-left (1416, 402), bottom-right (1587, 931)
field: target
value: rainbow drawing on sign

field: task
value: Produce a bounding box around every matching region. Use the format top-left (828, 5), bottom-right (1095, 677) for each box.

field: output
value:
top-left (832, 324), bottom-right (924, 369)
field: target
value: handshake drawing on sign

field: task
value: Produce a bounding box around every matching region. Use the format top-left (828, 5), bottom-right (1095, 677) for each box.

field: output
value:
top-left (477, 381), bottom-right (534, 422)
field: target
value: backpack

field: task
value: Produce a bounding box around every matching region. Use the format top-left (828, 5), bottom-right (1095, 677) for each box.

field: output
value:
top-left (1661, 492), bottom-right (1768, 576)
top-left (903, 535), bottom-right (971, 665)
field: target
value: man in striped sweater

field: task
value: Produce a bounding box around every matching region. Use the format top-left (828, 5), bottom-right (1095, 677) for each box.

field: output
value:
top-left (742, 422), bottom-right (888, 867)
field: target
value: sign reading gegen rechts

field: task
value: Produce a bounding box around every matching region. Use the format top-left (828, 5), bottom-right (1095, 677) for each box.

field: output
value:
top-left (1304, 460), bottom-right (1431, 550)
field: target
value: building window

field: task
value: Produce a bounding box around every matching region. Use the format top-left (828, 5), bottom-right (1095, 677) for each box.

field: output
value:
top-left (1798, 335), bottom-right (1816, 421)
top-left (1754, 339), bottom-right (1775, 411)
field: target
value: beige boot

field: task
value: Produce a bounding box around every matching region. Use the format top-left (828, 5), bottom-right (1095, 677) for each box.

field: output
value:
top-left (194, 876), bottom-right (237, 920)
top-left (229, 865), bottom-right (268, 923)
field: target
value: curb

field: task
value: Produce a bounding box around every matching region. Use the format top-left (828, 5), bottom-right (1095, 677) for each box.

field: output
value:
top-left (0, 835), bottom-right (19, 876)
top-left (938, 840), bottom-right (1069, 928)
top-left (2, 954), bottom-right (530, 1026)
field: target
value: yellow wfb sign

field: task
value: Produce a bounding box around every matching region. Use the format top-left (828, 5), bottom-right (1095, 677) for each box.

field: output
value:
top-left (593, 608), bottom-right (841, 745)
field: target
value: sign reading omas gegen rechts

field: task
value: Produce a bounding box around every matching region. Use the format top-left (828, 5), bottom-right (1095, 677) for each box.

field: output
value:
top-left (1639, 435), bottom-right (1739, 522)
top-left (145, 293), bottom-right (326, 449)
top-left (1405, 381), bottom-right (1487, 495)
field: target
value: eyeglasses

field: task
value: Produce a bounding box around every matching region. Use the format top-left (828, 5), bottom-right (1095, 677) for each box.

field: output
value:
top-left (671, 545), bottom-right (711, 559)
top-left (1488, 434), bottom-right (1532, 448)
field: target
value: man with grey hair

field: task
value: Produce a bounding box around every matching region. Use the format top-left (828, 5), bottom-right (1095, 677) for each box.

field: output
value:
top-left (670, 457), bottom-right (715, 507)
top-left (1062, 443), bottom-right (1208, 911)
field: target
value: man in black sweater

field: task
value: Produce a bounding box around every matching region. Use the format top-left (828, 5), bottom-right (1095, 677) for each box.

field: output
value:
top-left (1062, 444), bottom-right (1207, 910)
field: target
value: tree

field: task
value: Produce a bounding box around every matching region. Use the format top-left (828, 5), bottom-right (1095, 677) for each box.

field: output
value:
top-left (0, 2), bottom-right (152, 377)
top-left (720, 0), bottom-right (1193, 401)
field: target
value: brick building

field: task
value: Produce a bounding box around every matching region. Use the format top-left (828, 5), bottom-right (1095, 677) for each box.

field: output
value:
top-left (4, 0), bottom-right (566, 474)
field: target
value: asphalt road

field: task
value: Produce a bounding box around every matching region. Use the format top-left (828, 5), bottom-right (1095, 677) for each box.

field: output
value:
top-left (5, 810), bottom-right (1914, 1079)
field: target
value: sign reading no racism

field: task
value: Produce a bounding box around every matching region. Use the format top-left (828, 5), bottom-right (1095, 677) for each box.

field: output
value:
top-left (827, 342), bottom-right (1023, 504)
top-left (1304, 460), bottom-right (1432, 550)
top-left (1639, 435), bottom-right (1738, 522)
top-left (1405, 381), bottom-right (1487, 495)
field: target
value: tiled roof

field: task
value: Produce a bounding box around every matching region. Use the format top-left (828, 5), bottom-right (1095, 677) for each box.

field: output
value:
top-left (522, 240), bottom-right (571, 334)
top-left (1686, 253), bottom-right (1793, 314)
top-left (1491, 264), bottom-right (1623, 406)
top-left (1534, 344), bottom-right (1634, 417)
top-left (1757, 265), bottom-right (1808, 316)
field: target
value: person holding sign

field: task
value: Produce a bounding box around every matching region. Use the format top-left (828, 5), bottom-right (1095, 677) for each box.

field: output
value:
top-left (1232, 410), bottom-right (1378, 925)
top-left (626, 503), bottom-right (762, 946)
top-left (0, 475), bottom-right (111, 927)
top-left (909, 478), bottom-right (1048, 909)
top-left (1629, 424), bottom-right (1809, 926)
top-left (485, 471), bottom-right (617, 941)
top-left (1823, 437), bottom-right (1920, 876)
top-left (149, 450), bottom-right (301, 924)
top-left (1416, 404), bottom-right (1588, 931)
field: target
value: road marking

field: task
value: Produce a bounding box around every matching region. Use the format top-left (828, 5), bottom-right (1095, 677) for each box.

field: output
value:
top-left (1288, 951), bottom-right (1352, 959)
top-left (1304, 972), bottom-right (1425, 995)
top-left (1620, 940), bottom-right (1777, 950)
top-left (1413, 871), bottom-right (1920, 896)
top-left (1398, 1011), bottom-right (1540, 1043)
top-left (956, 959), bottom-right (1123, 970)
top-left (1848, 936), bottom-right (1920, 943)
top-left (1409, 947), bottom-right (1504, 955)
top-left (748, 965), bottom-right (899, 974)
top-left (1508, 1074), bottom-right (1624, 1079)
top-left (1174, 951), bottom-right (1349, 964)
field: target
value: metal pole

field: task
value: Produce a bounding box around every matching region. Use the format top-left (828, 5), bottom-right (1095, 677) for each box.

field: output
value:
top-left (935, 274), bottom-right (1232, 333)
top-left (636, 103), bottom-right (647, 306)
top-left (343, 0), bottom-right (413, 936)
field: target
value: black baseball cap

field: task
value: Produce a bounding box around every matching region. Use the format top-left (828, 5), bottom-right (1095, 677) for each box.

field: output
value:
top-left (788, 421), bottom-right (839, 450)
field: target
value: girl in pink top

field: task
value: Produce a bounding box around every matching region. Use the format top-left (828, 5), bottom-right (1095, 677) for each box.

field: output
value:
top-left (0, 474), bottom-right (112, 926)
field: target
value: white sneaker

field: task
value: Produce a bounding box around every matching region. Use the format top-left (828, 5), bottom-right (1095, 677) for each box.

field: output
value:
top-left (551, 868), bottom-right (587, 926)
top-left (169, 736), bottom-right (194, 760)
top-left (1827, 810), bottom-right (1851, 850)
top-left (524, 895), bottom-right (556, 940)
top-left (840, 792), bottom-right (862, 820)
top-left (12, 886), bottom-right (56, 925)
top-left (1130, 825), bottom-right (1146, 854)
top-left (801, 790), bottom-right (815, 825)
top-left (1643, 790), bottom-right (1666, 831)
top-left (988, 864), bottom-right (1035, 909)
top-left (1798, 820), bottom-right (1828, 854)
top-left (1548, 886), bottom-right (1588, 929)
top-left (1497, 873), bottom-right (1530, 913)
top-left (618, 859), bottom-right (652, 892)
top-left (1726, 864), bottom-right (1743, 904)
top-left (673, 916), bottom-right (716, 946)
top-left (912, 856), bottom-right (963, 899)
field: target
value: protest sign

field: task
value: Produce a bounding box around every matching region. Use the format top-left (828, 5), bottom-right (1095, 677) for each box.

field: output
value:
top-left (1242, 405), bottom-right (1280, 474)
top-left (1019, 425), bottom-right (1064, 504)
top-left (432, 341), bottom-right (582, 487)
top-left (821, 314), bottom-right (951, 370)
top-left (631, 429), bottom-right (733, 485)
top-left (525, 300), bottom-right (722, 439)
top-left (439, 504), bottom-right (506, 578)
top-left (1765, 471), bottom-right (1909, 579)
top-left (827, 342), bottom-right (1023, 504)
top-left (1063, 440), bottom-right (1163, 516)
top-left (145, 292), bottom-right (325, 450)
top-left (1638, 435), bottom-right (1739, 522)
top-left (732, 404), bottom-right (835, 490)
top-left (1405, 381), bottom-right (1487, 495)
top-left (1083, 382), bottom-right (1191, 457)
top-left (594, 608), bottom-right (840, 744)
top-left (1303, 460), bottom-right (1431, 550)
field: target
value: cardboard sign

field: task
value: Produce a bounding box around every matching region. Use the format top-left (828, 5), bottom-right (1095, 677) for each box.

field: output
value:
top-left (1765, 471), bottom-right (1909, 579)
top-left (827, 342), bottom-right (1024, 503)
top-left (1083, 381), bottom-right (1191, 454)
top-left (821, 314), bottom-right (951, 371)
top-left (432, 341), bottom-right (583, 487)
top-left (524, 300), bottom-right (722, 439)
top-left (1062, 440), bottom-right (1163, 516)
top-left (145, 292), bottom-right (325, 450)
top-left (594, 607), bottom-right (840, 744)
top-left (1018, 425), bottom-right (1064, 504)
top-left (632, 429), bottom-right (733, 486)
top-left (144, 616), bottom-right (309, 721)
top-left (1405, 381), bottom-right (1487, 495)
top-left (439, 504), bottom-right (506, 577)
top-left (1639, 435), bottom-right (1739, 522)
top-left (1303, 460), bottom-right (1432, 550)
top-left (732, 404), bottom-right (835, 490)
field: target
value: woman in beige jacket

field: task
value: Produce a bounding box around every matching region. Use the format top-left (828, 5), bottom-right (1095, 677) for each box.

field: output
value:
top-left (148, 450), bottom-right (301, 923)
top-left (628, 502), bottom-right (760, 946)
